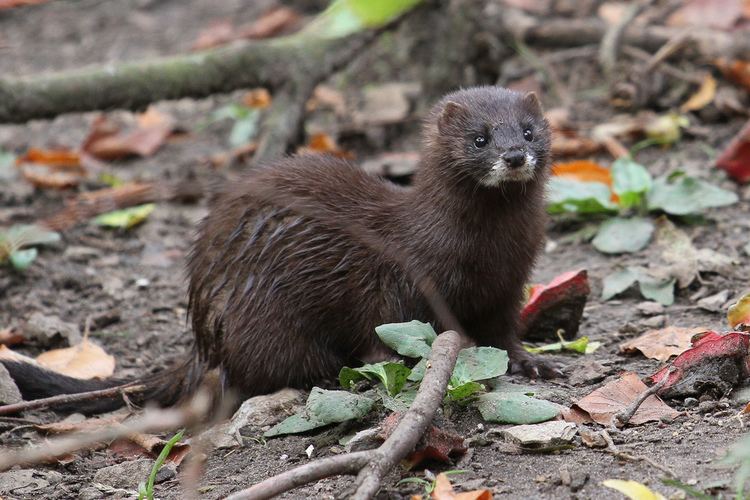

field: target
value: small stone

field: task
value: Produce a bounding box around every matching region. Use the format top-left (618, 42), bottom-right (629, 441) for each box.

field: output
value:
top-left (501, 421), bottom-right (577, 450)
top-left (135, 278), bottom-right (150, 289)
top-left (637, 301), bottom-right (665, 316)
top-left (78, 486), bottom-right (105, 500)
top-left (0, 363), bottom-right (22, 404)
top-left (0, 469), bottom-right (62, 495)
top-left (24, 312), bottom-right (81, 346)
top-left (639, 315), bottom-right (666, 328)
top-left (63, 245), bottom-right (101, 262)
top-left (93, 459), bottom-right (152, 489)
top-left (697, 400), bottom-right (719, 414)
top-left (683, 397), bottom-right (699, 408)
top-left (154, 463), bottom-right (177, 484)
top-left (697, 290), bottom-right (731, 312)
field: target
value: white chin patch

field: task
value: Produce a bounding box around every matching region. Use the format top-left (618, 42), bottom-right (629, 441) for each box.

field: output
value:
top-left (481, 153), bottom-right (537, 186)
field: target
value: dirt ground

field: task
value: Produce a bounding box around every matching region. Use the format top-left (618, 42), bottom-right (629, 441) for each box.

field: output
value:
top-left (1, 1), bottom-right (749, 499)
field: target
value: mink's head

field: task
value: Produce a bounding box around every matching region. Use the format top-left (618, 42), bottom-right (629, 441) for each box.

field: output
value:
top-left (424, 86), bottom-right (551, 188)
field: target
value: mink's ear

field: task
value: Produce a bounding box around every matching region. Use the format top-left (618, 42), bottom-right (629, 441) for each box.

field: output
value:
top-left (438, 101), bottom-right (468, 134)
top-left (523, 92), bottom-right (544, 116)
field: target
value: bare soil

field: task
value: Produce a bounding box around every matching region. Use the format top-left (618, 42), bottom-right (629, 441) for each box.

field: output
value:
top-left (0, 1), bottom-right (748, 499)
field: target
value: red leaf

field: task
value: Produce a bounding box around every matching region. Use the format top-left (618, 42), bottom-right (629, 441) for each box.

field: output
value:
top-left (520, 269), bottom-right (590, 342)
top-left (716, 118), bottom-right (750, 183)
top-left (648, 331), bottom-right (750, 398)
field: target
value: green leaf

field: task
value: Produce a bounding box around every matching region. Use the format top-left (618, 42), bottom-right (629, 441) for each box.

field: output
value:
top-left (447, 381), bottom-right (485, 401)
top-left (229, 111), bottom-right (260, 147)
top-left (375, 320), bottom-right (436, 358)
top-left (647, 174), bottom-right (738, 215)
top-left (592, 217), bottom-right (654, 254)
top-left (301, 0), bottom-right (423, 39)
top-left (524, 336), bottom-right (601, 355)
top-left (451, 347), bottom-right (508, 386)
top-left (602, 267), bottom-right (675, 305)
top-left (546, 178), bottom-right (617, 214)
top-left (9, 248), bottom-right (37, 270)
top-left (638, 274), bottom-right (675, 306)
top-left (94, 203), bottom-right (155, 229)
top-left (475, 392), bottom-right (559, 424)
top-left (611, 158), bottom-right (653, 208)
top-left (265, 387), bottom-right (374, 437)
top-left (380, 387), bottom-right (417, 412)
top-left (338, 361), bottom-right (411, 396)
top-left (407, 358), bottom-right (427, 382)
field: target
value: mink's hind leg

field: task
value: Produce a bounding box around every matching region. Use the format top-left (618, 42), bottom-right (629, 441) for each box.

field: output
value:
top-left (505, 344), bottom-right (563, 379)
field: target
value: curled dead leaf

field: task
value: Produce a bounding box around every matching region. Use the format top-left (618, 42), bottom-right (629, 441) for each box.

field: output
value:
top-left (16, 148), bottom-right (86, 189)
top-left (299, 132), bottom-right (353, 159)
top-left (431, 473), bottom-right (492, 500)
top-left (680, 74), bottom-right (717, 112)
top-left (619, 326), bottom-right (708, 362)
top-left (35, 336), bottom-right (115, 380)
top-left (242, 88), bottom-right (272, 109)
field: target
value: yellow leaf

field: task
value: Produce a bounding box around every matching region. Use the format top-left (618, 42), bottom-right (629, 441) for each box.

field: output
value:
top-left (35, 337), bottom-right (115, 380)
top-left (602, 479), bottom-right (667, 500)
top-left (728, 292), bottom-right (750, 330)
top-left (680, 74), bottom-right (717, 112)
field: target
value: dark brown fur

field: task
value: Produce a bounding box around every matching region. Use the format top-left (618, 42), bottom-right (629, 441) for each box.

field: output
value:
top-left (1, 86), bottom-right (558, 413)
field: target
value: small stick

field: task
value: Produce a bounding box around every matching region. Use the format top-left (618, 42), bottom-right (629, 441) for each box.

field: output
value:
top-left (224, 330), bottom-right (463, 500)
top-left (0, 392), bottom-right (210, 471)
top-left (612, 369), bottom-right (673, 428)
top-left (598, 0), bottom-right (657, 76)
top-left (601, 429), bottom-right (676, 477)
top-left (0, 383), bottom-right (145, 416)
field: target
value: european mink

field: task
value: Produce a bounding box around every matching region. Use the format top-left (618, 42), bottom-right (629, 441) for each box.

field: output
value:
top-left (2, 86), bottom-right (559, 412)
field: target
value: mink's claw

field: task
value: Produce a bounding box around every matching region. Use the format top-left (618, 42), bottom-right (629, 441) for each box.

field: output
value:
top-left (509, 353), bottom-right (563, 379)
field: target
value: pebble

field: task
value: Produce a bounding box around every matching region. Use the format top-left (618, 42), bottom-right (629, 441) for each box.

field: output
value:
top-left (92, 459), bottom-right (152, 489)
top-left (637, 301), bottom-right (665, 316)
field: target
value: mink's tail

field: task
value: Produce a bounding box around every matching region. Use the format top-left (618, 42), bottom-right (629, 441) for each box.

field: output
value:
top-left (0, 354), bottom-right (208, 415)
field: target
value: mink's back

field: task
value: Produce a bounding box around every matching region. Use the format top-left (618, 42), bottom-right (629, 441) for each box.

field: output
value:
top-left (187, 155), bottom-right (424, 396)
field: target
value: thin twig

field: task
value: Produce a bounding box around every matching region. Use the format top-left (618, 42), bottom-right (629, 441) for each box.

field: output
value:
top-left (224, 330), bottom-right (463, 500)
top-left (623, 45), bottom-right (704, 84)
top-left (601, 429), bottom-right (677, 478)
top-left (599, 0), bottom-right (658, 76)
top-left (612, 369), bottom-right (673, 428)
top-left (0, 383), bottom-right (146, 416)
top-left (0, 392), bottom-right (210, 471)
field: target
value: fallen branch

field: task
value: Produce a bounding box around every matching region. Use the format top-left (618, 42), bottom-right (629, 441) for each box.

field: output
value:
top-left (38, 180), bottom-right (202, 231)
top-left (0, 383), bottom-right (145, 416)
top-left (225, 329), bottom-right (463, 500)
top-left (600, 429), bottom-right (676, 478)
top-left (0, 391), bottom-right (210, 471)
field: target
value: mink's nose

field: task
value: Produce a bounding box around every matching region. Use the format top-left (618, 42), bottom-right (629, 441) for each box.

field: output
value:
top-left (504, 150), bottom-right (526, 169)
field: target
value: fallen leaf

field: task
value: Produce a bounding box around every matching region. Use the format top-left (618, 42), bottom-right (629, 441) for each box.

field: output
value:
top-left (714, 58), bottom-right (750, 92)
top-left (298, 132), bottom-right (353, 159)
top-left (191, 19), bottom-right (235, 50)
top-left (716, 118), bottom-right (750, 183)
top-left (379, 412), bottom-right (466, 469)
top-left (114, 432), bottom-right (191, 465)
top-left (620, 327), bottom-right (708, 361)
top-left (242, 88), bottom-right (272, 109)
top-left (667, 0), bottom-right (744, 29)
top-left (552, 160), bottom-right (612, 186)
top-left (236, 7), bottom-right (301, 39)
top-left (476, 392), bottom-right (560, 424)
top-left (35, 415), bottom-right (126, 434)
top-left (602, 266), bottom-right (675, 306)
top-left (16, 148), bottom-right (86, 189)
top-left (0, 344), bottom-right (37, 364)
top-left (728, 292), bottom-right (750, 329)
top-left (94, 203), bottom-right (155, 230)
top-left (0, 327), bottom-right (24, 345)
top-left (520, 269), bottom-right (590, 342)
top-left (602, 479), bottom-right (667, 500)
top-left (0, 0), bottom-right (50, 8)
top-left (572, 372), bottom-right (679, 426)
top-left (652, 217), bottom-right (698, 288)
top-left (680, 74), bottom-right (717, 112)
top-left (593, 217), bottom-right (654, 254)
top-left (432, 473), bottom-right (492, 500)
top-left (306, 85), bottom-right (347, 115)
top-left (648, 331), bottom-right (750, 398)
top-left (83, 107), bottom-right (175, 160)
top-left (35, 336), bottom-right (115, 380)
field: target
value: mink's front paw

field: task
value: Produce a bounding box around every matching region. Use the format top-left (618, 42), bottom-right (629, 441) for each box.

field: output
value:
top-left (508, 351), bottom-right (563, 379)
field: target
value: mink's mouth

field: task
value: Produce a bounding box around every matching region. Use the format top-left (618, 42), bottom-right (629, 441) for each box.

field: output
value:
top-left (480, 153), bottom-right (536, 186)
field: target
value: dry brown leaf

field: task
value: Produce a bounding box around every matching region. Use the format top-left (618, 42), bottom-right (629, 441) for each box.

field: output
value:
top-left (306, 85), bottom-right (347, 115)
top-left (715, 58), bottom-right (750, 92)
top-left (620, 327), bottom-right (708, 361)
top-left (191, 20), bottom-right (235, 50)
top-left (83, 107), bottom-right (174, 160)
top-left (35, 415), bottom-right (126, 434)
top-left (432, 473), bottom-right (492, 500)
top-left (298, 132), bottom-right (354, 159)
top-left (36, 337), bottom-right (115, 380)
top-left (16, 147), bottom-right (87, 189)
top-left (0, 327), bottom-right (25, 346)
top-left (0, 344), bottom-right (37, 364)
top-left (680, 74), bottom-right (718, 112)
top-left (572, 372), bottom-right (679, 426)
top-left (667, 0), bottom-right (744, 29)
top-left (236, 7), bottom-right (301, 39)
top-left (110, 433), bottom-right (191, 465)
top-left (242, 88), bottom-right (272, 109)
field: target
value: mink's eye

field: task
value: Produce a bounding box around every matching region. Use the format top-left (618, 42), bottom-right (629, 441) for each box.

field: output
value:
top-left (523, 128), bottom-right (533, 141)
top-left (474, 135), bottom-right (488, 148)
